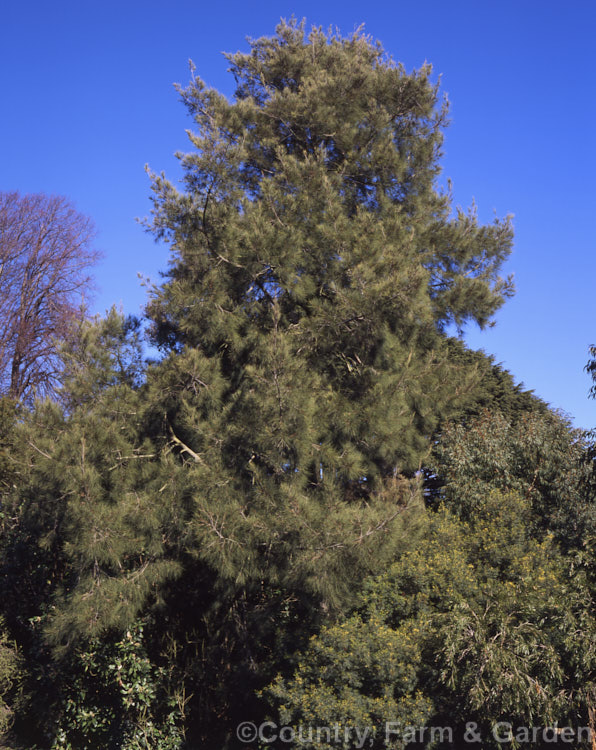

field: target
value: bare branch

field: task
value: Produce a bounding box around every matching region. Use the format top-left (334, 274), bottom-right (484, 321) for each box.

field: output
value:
top-left (0, 191), bottom-right (100, 401)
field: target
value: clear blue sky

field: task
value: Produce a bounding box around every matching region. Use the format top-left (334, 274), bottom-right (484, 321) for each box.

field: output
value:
top-left (2, 1), bottom-right (595, 427)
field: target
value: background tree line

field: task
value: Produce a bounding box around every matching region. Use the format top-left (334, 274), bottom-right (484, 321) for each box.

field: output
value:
top-left (0, 20), bottom-right (595, 749)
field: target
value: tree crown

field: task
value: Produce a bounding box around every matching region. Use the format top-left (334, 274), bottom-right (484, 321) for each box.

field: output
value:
top-left (0, 191), bottom-right (100, 402)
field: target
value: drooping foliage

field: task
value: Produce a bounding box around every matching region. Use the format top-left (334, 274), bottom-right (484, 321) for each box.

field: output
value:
top-left (143, 18), bottom-right (514, 603)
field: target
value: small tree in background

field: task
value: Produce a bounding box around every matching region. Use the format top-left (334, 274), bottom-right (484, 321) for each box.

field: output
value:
top-left (0, 191), bottom-right (100, 402)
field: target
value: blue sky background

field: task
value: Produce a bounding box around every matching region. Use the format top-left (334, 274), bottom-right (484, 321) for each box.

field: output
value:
top-left (2, 1), bottom-right (595, 427)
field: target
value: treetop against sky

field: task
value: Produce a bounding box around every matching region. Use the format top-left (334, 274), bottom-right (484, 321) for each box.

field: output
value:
top-left (1, 1), bottom-right (594, 426)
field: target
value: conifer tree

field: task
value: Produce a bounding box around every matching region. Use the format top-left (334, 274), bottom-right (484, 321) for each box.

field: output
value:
top-left (144, 19), bottom-right (514, 601)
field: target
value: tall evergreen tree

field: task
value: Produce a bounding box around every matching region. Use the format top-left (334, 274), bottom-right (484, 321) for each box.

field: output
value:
top-left (144, 19), bottom-right (514, 602)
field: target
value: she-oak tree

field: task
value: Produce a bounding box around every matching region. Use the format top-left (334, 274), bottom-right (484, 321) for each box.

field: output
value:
top-left (143, 19), bottom-right (514, 594)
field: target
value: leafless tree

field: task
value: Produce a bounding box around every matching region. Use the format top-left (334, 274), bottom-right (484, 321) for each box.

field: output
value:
top-left (0, 191), bottom-right (100, 401)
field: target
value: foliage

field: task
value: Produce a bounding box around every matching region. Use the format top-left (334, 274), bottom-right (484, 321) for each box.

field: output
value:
top-left (429, 408), bottom-right (596, 550)
top-left (267, 612), bottom-right (433, 750)
top-left (0, 192), bottom-right (100, 402)
top-left (0, 398), bottom-right (16, 493)
top-left (58, 307), bottom-right (145, 411)
top-left (0, 618), bottom-right (21, 740)
top-left (441, 340), bottom-right (548, 424)
top-left (51, 625), bottom-right (183, 750)
top-left (0, 313), bottom-right (171, 746)
top-left (268, 493), bottom-right (596, 749)
top-left (586, 344), bottom-right (596, 401)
